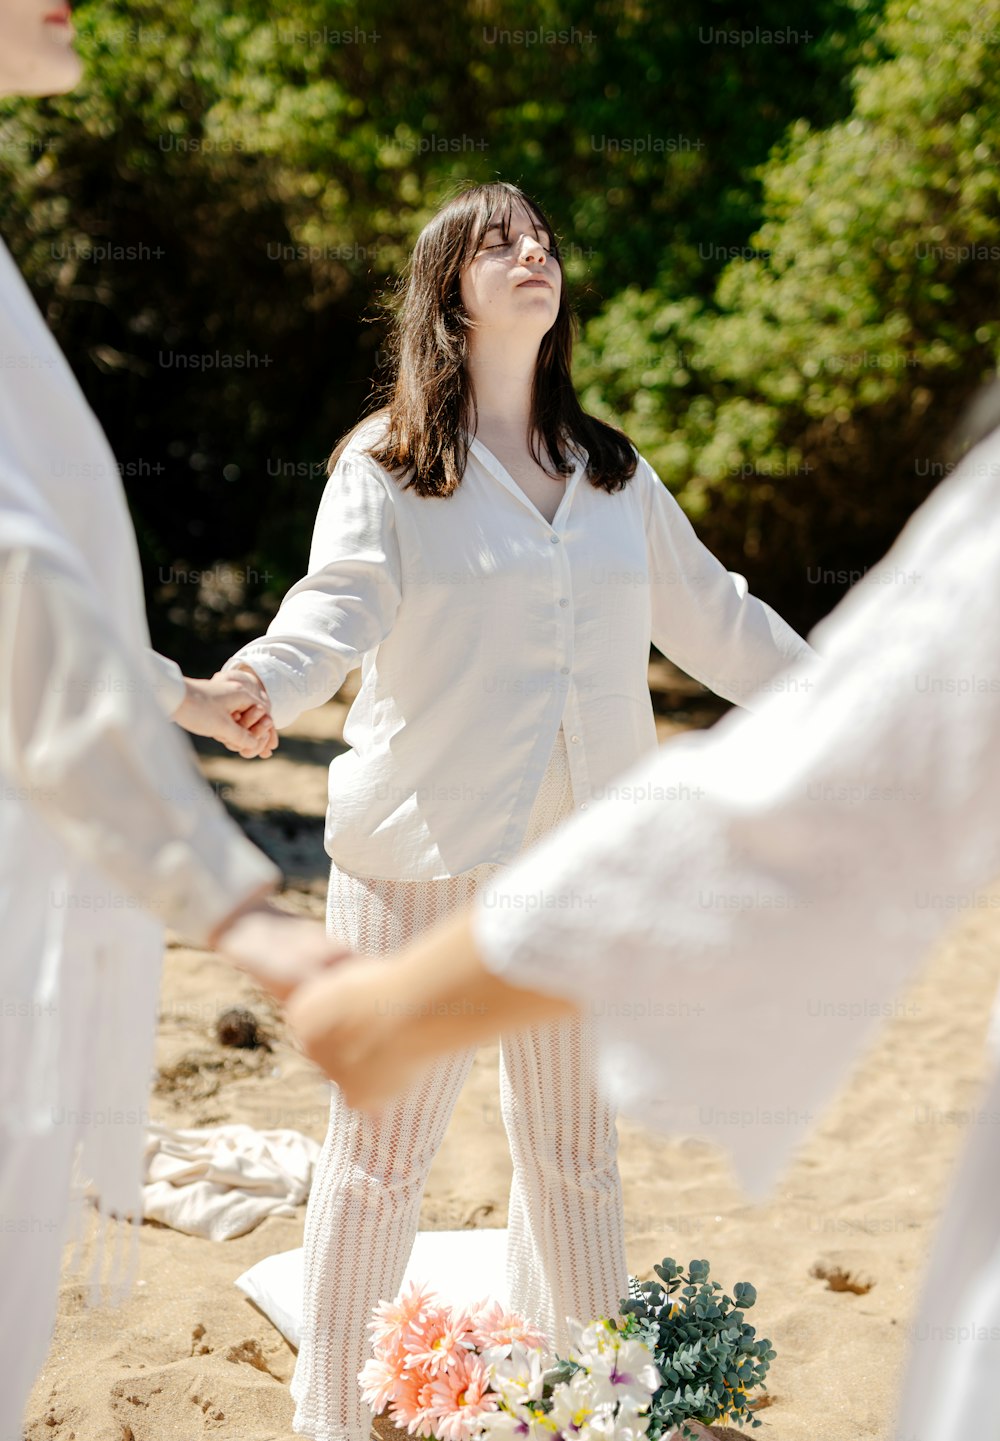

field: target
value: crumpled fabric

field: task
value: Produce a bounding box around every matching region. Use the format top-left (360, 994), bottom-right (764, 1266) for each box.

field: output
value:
top-left (142, 1123), bottom-right (320, 1241)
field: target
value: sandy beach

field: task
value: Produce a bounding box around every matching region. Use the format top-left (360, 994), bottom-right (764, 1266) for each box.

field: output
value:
top-left (23, 668), bottom-right (1000, 1441)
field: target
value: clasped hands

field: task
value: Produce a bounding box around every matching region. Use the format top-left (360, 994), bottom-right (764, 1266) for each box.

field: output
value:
top-left (173, 664), bottom-right (279, 759)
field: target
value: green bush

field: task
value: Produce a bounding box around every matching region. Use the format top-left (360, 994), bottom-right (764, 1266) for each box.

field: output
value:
top-left (576, 0), bottom-right (1000, 624)
top-left (0, 0), bottom-right (875, 652)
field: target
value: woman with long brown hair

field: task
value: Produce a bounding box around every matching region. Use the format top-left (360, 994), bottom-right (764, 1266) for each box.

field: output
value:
top-left (223, 180), bottom-right (813, 1441)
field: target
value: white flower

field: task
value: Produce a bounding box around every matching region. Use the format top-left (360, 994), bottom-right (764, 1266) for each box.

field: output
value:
top-left (578, 1337), bottom-right (660, 1412)
top-left (486, 1340), bottom-right (553, 1406)
top-left (549, 1368), bottom-right (601, 1436)
top-left (479, 1409), bottom-right (532, 1441)
top-left (580, 1402), bottom-right (651, 1441)
top-left (479, 1402), bottom-right (564, 1441)
top-left (564, 1317), bottom-right (613, 1366)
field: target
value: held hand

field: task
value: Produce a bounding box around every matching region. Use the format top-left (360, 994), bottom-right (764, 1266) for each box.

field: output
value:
top-left (210, 900), bottom-right (353, 1003)
top-left (216, 665), bottom-right (279, 758)
top-left (283, 960), bottom-right (423, 1111)
top-left (281, 910), bottom-right (579, 1111)
top-left (231, 707), bottom-right (280, 759)
top-left (173, 671), bottom-right (277, 758)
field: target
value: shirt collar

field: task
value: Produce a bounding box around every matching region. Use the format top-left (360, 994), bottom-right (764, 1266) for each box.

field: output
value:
top-left (466, 431), bottom-right (588, 529)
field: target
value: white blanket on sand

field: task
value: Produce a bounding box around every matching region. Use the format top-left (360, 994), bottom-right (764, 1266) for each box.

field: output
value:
top-left (235, 1229), bottom-right (512, 1349)
top-left (142, 1123), bottom-right (320, 1241)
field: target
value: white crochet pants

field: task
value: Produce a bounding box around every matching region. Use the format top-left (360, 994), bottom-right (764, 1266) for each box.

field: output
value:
top-left (290, 727), bottom-right (629, 1441)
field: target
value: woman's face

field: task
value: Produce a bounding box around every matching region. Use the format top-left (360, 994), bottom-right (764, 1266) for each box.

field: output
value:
top-left (0, 0), bottom-right (81, 98)
top-left (459, 200), bottom-right (562, 338)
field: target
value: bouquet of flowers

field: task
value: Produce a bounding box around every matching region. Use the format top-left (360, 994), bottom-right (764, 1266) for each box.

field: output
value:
top-left (359, 1258), bottom-right (774, 1441)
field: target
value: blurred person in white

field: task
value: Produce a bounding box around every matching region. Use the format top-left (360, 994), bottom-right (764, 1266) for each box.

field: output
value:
top-left (0, 7), bottom-right (349, 1438)
top-left (286, 380), bottom-right (1000, 1441)
top-left (220, 175), bottom-right (813, 1438)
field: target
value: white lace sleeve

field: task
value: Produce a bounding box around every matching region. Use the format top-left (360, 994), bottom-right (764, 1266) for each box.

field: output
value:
top-left (0, 470), bottom-right (280, 944)
top-left (474, 429), bottom-right (1000, 1196)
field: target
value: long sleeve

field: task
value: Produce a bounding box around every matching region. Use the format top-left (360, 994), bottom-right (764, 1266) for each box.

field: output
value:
top-left (145, 647), bottom-right (187, 717)
top-left (637, 454), bottom-right (816, 707)
top-left (473, 425), bottom-right (1000, 1197)
top-left (0, 470), bottom-right (281, 945)
top-left (224, 457), bottom-right (403, 729)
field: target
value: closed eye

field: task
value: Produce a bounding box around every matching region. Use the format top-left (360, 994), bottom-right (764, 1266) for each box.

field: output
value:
top-left (483, 240), bottom-right (557, 257)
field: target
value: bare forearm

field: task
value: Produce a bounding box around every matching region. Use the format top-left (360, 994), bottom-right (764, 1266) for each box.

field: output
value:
top-left (285, 908), bottom-right (580, 1108)
top-left (389, 910), bottom-right (581, 1055)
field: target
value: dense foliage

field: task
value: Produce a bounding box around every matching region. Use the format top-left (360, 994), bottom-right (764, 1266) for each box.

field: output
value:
top-left (575, 0), bottom-right (1000, 621)
top-left (618, 1257), bottom-right (775, 1434)
top-left (3, 0), bottom-right (995, 652)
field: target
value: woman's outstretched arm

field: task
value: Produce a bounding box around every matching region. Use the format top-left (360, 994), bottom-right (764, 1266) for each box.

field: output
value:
top-left (220, 451), bottom-right (403, 731)
top-left (284, 418), bottom-right (1000, 1202)
top-left (636, 451), bottom-right (818, 707)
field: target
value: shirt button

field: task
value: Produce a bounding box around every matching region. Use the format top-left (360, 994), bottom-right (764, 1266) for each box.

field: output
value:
top-left (580, 802), bottom-right (589, 811)
top-left (550, 534), bottom-right (560, 544)
top-left (570, 735), bottom-right (580, 743)
top-left (559, 598), bottom-right (569, 607)
top-left (560, 667), bottom-right (570, 675)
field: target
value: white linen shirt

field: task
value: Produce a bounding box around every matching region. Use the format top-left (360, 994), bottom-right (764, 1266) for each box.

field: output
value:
top-left (226, 415), bottom-right (814, 879)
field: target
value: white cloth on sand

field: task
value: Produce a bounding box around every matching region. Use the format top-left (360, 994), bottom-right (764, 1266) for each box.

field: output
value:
top-left (142, 1123), bottom-right (320, 1241)
top-left (236, 1228), bottom-right (514, 1350)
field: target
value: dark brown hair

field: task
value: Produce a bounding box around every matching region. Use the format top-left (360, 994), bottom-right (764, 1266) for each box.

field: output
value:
top-left (327, 180), bottom-right (638, 494)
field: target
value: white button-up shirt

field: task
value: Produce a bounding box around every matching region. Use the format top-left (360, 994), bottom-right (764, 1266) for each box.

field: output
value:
top-left (227, 415), bottom-right (814, 879)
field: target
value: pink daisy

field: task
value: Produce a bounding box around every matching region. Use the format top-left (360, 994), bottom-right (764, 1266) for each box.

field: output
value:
top-left (358, 1354), bottom-right (403, 1415)
top-left (369, 1280), bottom-right (444, 1359)
top-left (468, 1298), bottom-right (552, 1357)
top-left (390, 1368), bottom-right (440, 1437)
top-left (429, 1351), bottom-right (500, 1441)
top-left (402, 1302), bottom-right (478, 1377)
